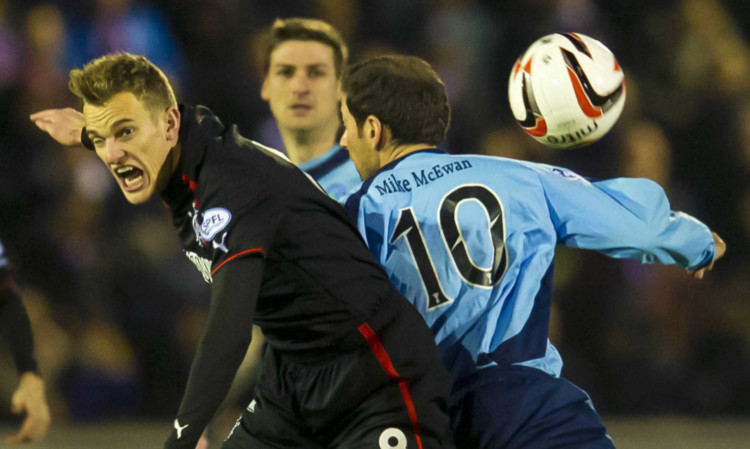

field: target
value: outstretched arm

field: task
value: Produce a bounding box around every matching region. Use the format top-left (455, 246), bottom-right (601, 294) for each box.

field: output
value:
top-left (537, 165), bottom-right (720, 272)
top-left (29, 108), bottom-right (85, 147)
top-left (163, 256), bottom-right (262, 449)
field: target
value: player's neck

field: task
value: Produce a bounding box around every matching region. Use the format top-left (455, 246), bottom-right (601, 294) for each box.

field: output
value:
top-left (156, 143), bottom-right (183, 197)
top-left (280, 120), bottom-right (340, 165)
top-left (383, 143), bottom-right (433, 166)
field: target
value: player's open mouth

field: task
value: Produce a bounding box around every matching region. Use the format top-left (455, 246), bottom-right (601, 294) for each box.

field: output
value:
top-left (115, 165), bottom-right (145, 191)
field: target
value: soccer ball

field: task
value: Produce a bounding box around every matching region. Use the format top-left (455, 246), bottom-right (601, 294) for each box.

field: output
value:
top-left (508, 33), bottom-right (626, 149)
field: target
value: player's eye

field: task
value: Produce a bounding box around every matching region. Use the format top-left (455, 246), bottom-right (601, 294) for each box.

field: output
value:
top-left (309, 69), bottom-right (326, 78)
top-left (277, 68), bottom-right (294, 77)
top-left (116, 127), bottom-right (135, 139)
top-left (91, 138), bottom-right (104, 147)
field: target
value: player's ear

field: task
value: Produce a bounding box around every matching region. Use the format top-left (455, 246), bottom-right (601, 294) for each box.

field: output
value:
top-left (366, 115), bottom-right (384, 151)
top-left (165, 106), bottom-right (180, 143)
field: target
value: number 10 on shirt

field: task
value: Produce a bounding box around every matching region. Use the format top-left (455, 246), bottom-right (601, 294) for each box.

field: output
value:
top-left (390, 184), bottom-right (508, 311)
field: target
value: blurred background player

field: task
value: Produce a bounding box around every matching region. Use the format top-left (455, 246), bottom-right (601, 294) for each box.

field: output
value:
top-left (0, 238), bottom-right (50, 445)
top-left (341, 55), bottom-right (726, 449)
top-left (260, 17), bottom-right (360, 203)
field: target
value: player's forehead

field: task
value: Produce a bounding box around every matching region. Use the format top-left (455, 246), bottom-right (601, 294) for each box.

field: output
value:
top-left (83, 92), bottom-right (149, 132)
top-left (270, 40), bottom-right (336, 69)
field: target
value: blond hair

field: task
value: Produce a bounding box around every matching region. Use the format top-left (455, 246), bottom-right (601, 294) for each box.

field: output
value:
top-left (69, 53), bottom-right (177, 111)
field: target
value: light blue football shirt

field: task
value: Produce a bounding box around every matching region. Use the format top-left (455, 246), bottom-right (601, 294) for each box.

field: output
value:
top-left (298, 144), bottom-right (361, 204)
top-left (346, 149), bottom-right (715, 382)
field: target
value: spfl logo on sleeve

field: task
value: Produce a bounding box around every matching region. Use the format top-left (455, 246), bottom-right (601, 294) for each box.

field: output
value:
top-left (192, 207), bottom-right (232, 247)
top-left (186, 206), bottom-right (232, 283)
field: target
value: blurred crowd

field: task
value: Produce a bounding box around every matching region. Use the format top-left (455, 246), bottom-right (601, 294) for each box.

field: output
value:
top-left (0, 0), bottom-right (748, 426)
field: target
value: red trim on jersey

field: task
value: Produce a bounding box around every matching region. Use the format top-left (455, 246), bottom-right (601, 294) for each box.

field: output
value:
top-left (357, 322), bottom-right (424, 449)
top-left (210, 248), bottom-right (264, 276)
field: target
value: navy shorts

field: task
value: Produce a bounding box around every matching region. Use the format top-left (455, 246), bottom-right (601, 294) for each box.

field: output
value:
top-left (449, 365), bottom-right (615, 449)
top-left (222, 300), bottom-right (454, 449)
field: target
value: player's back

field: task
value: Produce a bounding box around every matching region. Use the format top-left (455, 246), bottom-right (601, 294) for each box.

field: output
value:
top-left (346, 149), bottom-right (562, 382)
top-left (347, 148), bottom-right (715, 384)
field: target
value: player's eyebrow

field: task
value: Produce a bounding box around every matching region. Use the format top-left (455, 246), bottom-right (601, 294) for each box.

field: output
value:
top-left (273, 62), bottom-right (331, 70)
top-left (87, 118), bottom-right (134, 138)
top-left (306, 63), bottom-right (332, 71)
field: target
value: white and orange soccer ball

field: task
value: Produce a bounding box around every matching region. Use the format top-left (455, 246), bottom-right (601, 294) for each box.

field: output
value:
top-left (507, 33), bottom-right (626, 149)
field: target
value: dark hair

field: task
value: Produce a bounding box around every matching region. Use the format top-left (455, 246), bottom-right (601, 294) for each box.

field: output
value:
top-left (263, 17), bottom-right (348, 78)
top-left (69, 53), bottom-right (177, 111)
top-left (342, 55), bottom-right (450, 146)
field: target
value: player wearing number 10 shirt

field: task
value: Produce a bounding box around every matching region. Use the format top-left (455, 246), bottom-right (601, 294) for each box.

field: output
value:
top-left (342, 55), bottom-right (725, 449)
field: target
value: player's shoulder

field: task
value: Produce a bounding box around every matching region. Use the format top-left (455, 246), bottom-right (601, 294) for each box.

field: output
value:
top-left (184, 104), bottom-right (291, 167)
top-left (201, 128), bottom-right (291, 176)
top-left (466, 154), bottom-right (580, 182)
top-left (401, 151), bottom-right (555, 185)
top-left (400, 150), bottom-right (543, 170)
top-left (195, 142), bottom-right (279, 207)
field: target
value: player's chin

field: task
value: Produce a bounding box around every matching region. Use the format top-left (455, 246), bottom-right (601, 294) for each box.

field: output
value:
top-left (120, 185), bottom-right (154, 204)
top-left (287, 116), bottom-right (317, 129)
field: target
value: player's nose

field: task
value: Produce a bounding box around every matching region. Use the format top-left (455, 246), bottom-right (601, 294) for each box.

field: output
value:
top-left (102, 138), bottom-right (126, 163)
top-left (291, 73), bottom-right (311, 94)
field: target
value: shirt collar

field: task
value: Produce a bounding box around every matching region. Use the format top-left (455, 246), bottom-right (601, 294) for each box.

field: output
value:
top-left (160, 104), bottom-right (219, 211)
top-left (298, 144), bottom-right (350, 180)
